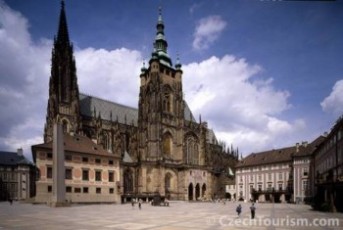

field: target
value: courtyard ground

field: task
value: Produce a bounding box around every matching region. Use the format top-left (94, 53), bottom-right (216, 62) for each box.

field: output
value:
top-left (0, 201), bottom-right (342, 230)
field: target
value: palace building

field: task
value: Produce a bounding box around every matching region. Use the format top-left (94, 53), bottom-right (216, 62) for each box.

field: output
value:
top-left (31, 1), bottom-right (237, 204)
top-left (312, 116), bottom-right (343, 212)
top-left (236, 136), bottom-right (324, 203)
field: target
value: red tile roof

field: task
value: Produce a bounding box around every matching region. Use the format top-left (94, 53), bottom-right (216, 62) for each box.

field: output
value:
top-left (32, 134), bottom-right (117, 158)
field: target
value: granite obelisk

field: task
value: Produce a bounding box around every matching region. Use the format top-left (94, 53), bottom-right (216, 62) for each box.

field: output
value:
top-left (51, 123), bottom-right (66, 207)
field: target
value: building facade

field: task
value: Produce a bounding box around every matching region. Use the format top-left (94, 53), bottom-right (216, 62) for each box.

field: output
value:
top-left (313, 116), bottom-right (343, 212)
top-left (236, 137), bottom-right (324, 203)
top-left (32, 134), bottom-right (121, 203)
top-left (0, 149), bottom-right (36, 201)
top-left (32, 1), bottom-right (237, 203)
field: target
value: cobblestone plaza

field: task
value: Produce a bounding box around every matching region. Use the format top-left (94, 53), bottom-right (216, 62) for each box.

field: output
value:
top-left (1, 201), bottom-right (342, 230)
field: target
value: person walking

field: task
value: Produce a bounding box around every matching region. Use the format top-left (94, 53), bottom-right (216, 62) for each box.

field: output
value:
top-left (131, 198), bottom-right (135, 209)
top-left (138, 198), bottom-right (142, 210)
top-left (236, 204), bottom-right (242, 217)
top-left (250, 203), bottom-right (256, 219)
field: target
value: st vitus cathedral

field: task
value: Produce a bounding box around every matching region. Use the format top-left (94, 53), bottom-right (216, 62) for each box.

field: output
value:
top-left (33, 1), bottom-right (237, 203)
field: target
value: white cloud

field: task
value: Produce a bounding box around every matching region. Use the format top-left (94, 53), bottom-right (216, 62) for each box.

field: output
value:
top-left (193, 15), bottom-right (227, 50)
top-left (0, 3), bottom-right (142, 161)
top-left (183, 55), bottom-right (306, 154)
top-left (321, 79), bottom-right (343, 116)
top-left (0, 2), bottom-right (51, 161)
top-left (75, 47), bottom-right (142, 107)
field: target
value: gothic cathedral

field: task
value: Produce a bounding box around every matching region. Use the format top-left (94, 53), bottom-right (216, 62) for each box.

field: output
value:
top-left (34, 1), bottom-right (237, 203)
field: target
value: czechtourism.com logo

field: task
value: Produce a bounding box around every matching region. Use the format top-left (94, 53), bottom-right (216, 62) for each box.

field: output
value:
top-left (207, 216), bottom-right (340, 227)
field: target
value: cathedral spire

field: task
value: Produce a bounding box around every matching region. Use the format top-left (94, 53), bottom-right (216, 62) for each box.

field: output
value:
top-left (56, 0), bottom-right (70, 45)
top-left (151, 7), bottom-right (172, 67)
top-left (44, 0), bottom-right (80, 142)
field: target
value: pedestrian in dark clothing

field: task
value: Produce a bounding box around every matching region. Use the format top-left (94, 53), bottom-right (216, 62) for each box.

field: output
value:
top-left (250, 203), bottom-right (256, 219)
top-left (138, 199), bottom-right (142, 210)
top-left (236, 204), bottom-right (242, 217)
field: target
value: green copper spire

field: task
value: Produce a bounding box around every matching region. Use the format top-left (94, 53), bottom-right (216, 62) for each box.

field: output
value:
top-left (152, 7), bottom-right (172, 67)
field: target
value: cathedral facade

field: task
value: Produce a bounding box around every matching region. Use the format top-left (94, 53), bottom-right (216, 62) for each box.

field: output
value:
top-left (32, 1), bottom-right (237, 203)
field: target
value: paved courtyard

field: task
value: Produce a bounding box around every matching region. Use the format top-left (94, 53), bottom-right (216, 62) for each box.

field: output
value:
top-left (0, 201), bottom-right (342, 230)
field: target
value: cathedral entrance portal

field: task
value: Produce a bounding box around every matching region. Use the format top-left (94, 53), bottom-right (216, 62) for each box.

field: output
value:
top-left (195, 183), bottom-right (200, 200)
top-left (188, 183), bottom-right (193, 201)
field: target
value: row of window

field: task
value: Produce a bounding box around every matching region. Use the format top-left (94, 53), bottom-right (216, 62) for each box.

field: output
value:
top-left (238, 169), bottom-right (308, 183)
top-left (45, 153), bottom-right (114, 165)
top-left (240, 179), bottom-right (308, 193)
top-left (0, 172), bottom-right (17, 181)
top-left (316, 146), bottom-right (343, 174)
top-left (46, 167), bottom-right (115, 182)
top-left (237, 164), bottom-right (289, 173)
top-left (47, 185), bottom-right (115, 194)
top-left (316, 129), bottom-right (343, 158)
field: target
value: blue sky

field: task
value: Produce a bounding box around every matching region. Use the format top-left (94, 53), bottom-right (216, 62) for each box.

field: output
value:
top-left (1, 0), bottom-right (343, 161)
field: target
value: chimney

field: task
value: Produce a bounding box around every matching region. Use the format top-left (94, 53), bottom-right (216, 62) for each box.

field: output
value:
top-left (17, 148), bottom-right (23, 156)
top-left (302, 141), bottom-right (308, 147)
top-left (295, 143), bottom-right (299, 152)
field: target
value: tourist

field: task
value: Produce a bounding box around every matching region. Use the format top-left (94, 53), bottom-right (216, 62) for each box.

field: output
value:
top-left (138, 199), bottom-right (142, 210)
top-left (236, 204), bottom-right (242, 217)
top-left (250, 203), bottom-right (256, 219)
top-left (131, 198), bottom-right (135, 208)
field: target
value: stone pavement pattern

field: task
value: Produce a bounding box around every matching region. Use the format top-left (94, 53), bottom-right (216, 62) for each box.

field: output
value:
top-left (0, 201), bottom-right (342, 230)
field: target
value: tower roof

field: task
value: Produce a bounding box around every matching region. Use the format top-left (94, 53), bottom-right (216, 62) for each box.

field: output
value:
top-left (56, 0), bottom-right (70, 45)
top-left (151, 7), bottom-right (172, 68)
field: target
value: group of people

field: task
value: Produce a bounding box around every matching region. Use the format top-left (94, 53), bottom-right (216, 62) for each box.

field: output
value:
top-left (236, 202), bottom-right (256, 219)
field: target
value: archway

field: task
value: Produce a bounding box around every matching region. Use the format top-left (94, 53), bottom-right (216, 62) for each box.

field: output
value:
top-left (165, 173), bottom-right (172, 198)
top-left (188, 183), bottom-right (193, 201)
top-left (202, 183), bottom-right (206, 198)
top-left (195, 183), bottom-right (200, 200)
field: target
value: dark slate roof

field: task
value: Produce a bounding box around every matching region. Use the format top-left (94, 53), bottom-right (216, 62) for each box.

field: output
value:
top-left (79, 93), bottom-right (196, 125)
top-left (79, 94), bottom-right (138, 125)
top-left (236, 146), bottom-right (296, 168)
top-left (207, 129), bottom-right (218, 144)
top-left (184, 103), bottom-right (196, 122)
top-left (0, 151), bottom-right (32, 166)
top-left (236, 136), bottom-right (324, 168)
top-left (293, 136), bottom-right (326, 157)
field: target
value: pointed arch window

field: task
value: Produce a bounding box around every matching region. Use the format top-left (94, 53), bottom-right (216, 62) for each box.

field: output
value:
top-left (163, 93), bottom-right (173, 113)
top-left (102, 132), bottom-right (111, 151)
top-left (62, 119), bottom-right (69, 133)
top-left (186, 135), bottom-right (199, 165)
top-left (165, 173), bottom-right (172, 192)
top-left (162, 133), bottom-right (173, 155)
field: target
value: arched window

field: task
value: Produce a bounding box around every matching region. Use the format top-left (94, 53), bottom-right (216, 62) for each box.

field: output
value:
top-left (186, 135), bottom-right (199, 165)
top-left (62, 119), bottom-right (69, 133)
top-left (163, 93), bottom-right (172, 113)
top-left (162, 133), bottom-right (173, 155)
top-left (102, 132), bottom-right (111, 151)
top-left (165, 173), bottom-right (172, 191)
top-left (193, 143), bottom-right (199, 165)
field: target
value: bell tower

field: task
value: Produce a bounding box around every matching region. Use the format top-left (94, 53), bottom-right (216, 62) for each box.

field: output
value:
top-left (138, 8), bottom-right (185, 162)
top-left (44, 1), bottom-right (81, 142)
